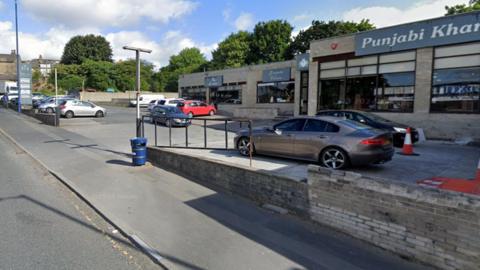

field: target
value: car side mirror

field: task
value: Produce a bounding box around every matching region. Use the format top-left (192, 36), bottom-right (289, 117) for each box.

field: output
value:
top-left (274, 129), bottom-right (282, 135)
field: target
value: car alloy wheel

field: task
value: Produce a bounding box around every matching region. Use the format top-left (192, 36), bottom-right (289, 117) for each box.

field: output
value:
top-left (165, 119), bottom-right (171, 127)
top-left (209, 110), bottom-right (215, 116)
top-left (237, 137), bottom-right (252, 156)
top-left (95, 111), bottom-right (104, 118)
top-left (321, 148), bottom-right (347, 169)
top-left (65, 111), bottom-right (74, 119)
top-left (188, 112), bottom-right (194, 118)
top-left (46, 107), bottom-right (54, 114)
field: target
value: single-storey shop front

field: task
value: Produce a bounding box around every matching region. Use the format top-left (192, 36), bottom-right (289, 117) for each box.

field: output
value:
top-left (179, 11), bottom-right (480, 141)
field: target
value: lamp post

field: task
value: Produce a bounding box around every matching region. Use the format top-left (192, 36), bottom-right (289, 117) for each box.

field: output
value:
top-left (122, 46), bottom-right (152, 137)
top-left (15, 0), bottom-right (21, 112)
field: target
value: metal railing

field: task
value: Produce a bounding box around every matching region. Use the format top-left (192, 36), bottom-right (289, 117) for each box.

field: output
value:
top-left (140, 114), bottom-right (255, 166)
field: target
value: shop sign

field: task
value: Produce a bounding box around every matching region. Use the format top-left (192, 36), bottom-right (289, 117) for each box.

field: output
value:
top-left (355, 11), bottom-right (480, 56)
top-left (19, 63), bottom-right (32, 105)
top-left (263, 68), bottom-right (291, 82)
top-left (205, 75), bottom-right (223, 87)
top-left (296, 53), bottom-right (310, 71)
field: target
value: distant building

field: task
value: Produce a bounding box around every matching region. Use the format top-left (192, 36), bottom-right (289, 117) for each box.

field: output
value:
top-left (27, 55), bottom-right (59, 76)
top-left (0, 50), bottom-right (17, 81)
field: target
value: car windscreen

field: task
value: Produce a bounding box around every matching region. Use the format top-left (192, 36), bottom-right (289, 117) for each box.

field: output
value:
top-left (338, 120), bottom-right (372, 130)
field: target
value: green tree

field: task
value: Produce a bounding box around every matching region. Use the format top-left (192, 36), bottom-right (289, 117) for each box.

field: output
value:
top-left (156, 48), bottom-right (207, 91)
top-left (210, 31), bottom-right (252, 69)
top-left (286, 20), bottom-right (375, 58)
top-left (60, 34), bottom-right (113, 65)
top-left (48, 64), bottom-right (83, 85)
top-left (445, 0), bottom-right (480, 15)
top-left (32, 69), bottom-right (42, 84)
top-left (58, 74), bottom-right (84, 91)
top-left (112, 60), bottom-right (155, 92)
top-left (248, 20), bottom-right (293, 64)
top-left (80, 59), bottom-right (115, 91)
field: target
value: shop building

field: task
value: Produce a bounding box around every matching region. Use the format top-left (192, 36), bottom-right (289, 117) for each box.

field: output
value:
top-left (179, 60), bottom-right (298, 119)
top-left (179, 11), bottom-right (480, 141)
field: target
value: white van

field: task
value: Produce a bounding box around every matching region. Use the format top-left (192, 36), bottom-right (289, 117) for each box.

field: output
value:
top-left (129, 94), bottom-right (165, 107)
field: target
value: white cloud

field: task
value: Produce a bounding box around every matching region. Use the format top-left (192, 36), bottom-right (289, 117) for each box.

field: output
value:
top-left (0, 20), bottom-right (216, 69)
top-left (21, 0), bottom-right (197, 28)
top-left (234, 12), bottom-right (254, 31)
top-left (343, 0), bottom-right (470, 28)
top-left (0, 20), bottom-right (98, 60)
top-left (106, 30), bottom-right (216, 68)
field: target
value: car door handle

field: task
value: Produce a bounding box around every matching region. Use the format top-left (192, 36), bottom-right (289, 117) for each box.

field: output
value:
top-left (318, 135), bottom-right (328, 139)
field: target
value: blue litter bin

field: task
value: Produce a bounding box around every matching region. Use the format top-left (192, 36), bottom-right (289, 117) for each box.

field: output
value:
top-left (130, 137), bottom-right (147, 166)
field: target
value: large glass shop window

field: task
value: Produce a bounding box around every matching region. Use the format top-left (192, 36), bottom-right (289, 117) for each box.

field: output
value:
top-left (431, 42), bottom-right (480, 113)
top-left (431, 67), bottom-right (480, 113)
top-left (257, 81), bottom-right (295, 103)
top-left (181, 87), bottom-right (207, 101)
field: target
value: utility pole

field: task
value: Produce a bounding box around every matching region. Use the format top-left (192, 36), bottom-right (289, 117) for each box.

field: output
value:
top-left (15, 0), bottom-right (21, 112)
top-left (54, 68), bottom-right (58, 126)
top-left (122, 46), bottom-right (152, 137)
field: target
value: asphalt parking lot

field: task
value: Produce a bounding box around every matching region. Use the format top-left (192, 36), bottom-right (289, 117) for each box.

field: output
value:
top-left (61, 105), bottom-right (480, 184)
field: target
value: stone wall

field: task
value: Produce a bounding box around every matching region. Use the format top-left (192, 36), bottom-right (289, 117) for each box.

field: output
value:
top-left (308, 165), bottom-right (480, 270)
top-left (147, 146), bottom-right (480, 270)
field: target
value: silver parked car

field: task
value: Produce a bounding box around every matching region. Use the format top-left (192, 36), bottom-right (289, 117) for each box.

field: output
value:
top-left (234, 116), bottom-right (394, 169)
top-left (59, 100), bottom-right (106, 118)
top-left (37, 97), bottom-right (74, 113)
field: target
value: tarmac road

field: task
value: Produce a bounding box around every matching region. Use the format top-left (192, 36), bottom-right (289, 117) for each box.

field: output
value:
top-left (0, 131), bottom-right (159, 270)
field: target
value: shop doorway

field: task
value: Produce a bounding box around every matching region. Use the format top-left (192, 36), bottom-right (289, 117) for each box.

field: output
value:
top-left (345, 76), bottom-right (377, 110)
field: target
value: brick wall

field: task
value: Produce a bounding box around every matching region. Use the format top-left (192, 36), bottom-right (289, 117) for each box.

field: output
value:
top-left (308, 165), bottom-right (480, 270)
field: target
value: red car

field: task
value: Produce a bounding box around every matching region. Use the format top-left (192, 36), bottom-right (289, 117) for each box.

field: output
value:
top-left (178, 100), bottom-right (216, 117)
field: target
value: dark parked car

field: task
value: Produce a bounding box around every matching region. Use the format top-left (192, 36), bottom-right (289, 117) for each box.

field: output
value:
top-left (151, 105), bottom-right (191, 127)
top-left (316, 110), bottom-right (418, 147)
top-left (234, 116), bottom-right (394, 169)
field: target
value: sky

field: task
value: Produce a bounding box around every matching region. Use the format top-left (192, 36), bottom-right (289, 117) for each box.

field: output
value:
top-left (0, 0), bottom-right (471, 68)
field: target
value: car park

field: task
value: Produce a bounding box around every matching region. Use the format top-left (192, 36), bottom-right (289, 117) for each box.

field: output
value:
top-left (316, 110), bottom-right (418, 147)
top-left (150, 105), bottom-right (191, 127)
top-left (234, 116), bottom-right (394, 169)
top-left (59, 100), bottom-right (106, 118)
top-left (177, 100), bottom-right (216, 118)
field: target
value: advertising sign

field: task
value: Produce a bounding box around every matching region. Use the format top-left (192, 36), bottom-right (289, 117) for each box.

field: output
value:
top-left (19, 63), bottom-right (32, 106)
top-left (355, 11), bottom-right (480, 56)
top-left (263, 68), bottom-right (291, 82)
top-left (205, 76), bottom-right (223, 87)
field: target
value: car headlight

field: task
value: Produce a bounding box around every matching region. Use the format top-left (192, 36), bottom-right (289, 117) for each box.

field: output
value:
top-left (173, 118), bottom-right (183, 123)
top-left (393, 127), bottom-right (407, 133)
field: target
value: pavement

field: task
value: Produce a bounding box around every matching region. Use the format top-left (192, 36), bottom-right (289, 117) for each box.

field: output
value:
top-left (0, 107), bottom-right (434, 269)
top-left (0, 125), bottom-right (157, 270)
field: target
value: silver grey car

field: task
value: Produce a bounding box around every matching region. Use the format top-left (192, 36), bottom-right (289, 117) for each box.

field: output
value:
top-left (234, 116), bottom-right (394, 169)
top-left (59, 100), bottom-right (106, 118)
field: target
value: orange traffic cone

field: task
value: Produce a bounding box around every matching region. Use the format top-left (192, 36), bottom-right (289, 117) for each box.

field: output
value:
top-left (398, 127), bottom-right (419, 156)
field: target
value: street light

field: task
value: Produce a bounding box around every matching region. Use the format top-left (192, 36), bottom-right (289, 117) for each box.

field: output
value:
top-left (15, 0), bottom-right (21, 112)
top-left (122, 46), bottom-right (152, 137)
